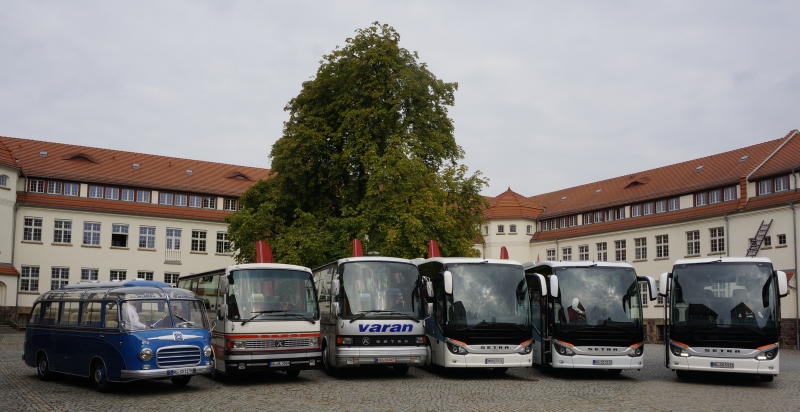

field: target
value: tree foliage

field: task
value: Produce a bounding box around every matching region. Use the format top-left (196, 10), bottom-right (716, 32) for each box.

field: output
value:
top-left (227, 22), bottom-right (488, 267)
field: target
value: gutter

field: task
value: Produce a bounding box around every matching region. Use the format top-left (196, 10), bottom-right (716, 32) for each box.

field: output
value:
top-left (791, 168), bottom-right (798, 349)
top-left (724, 213), bottom-right (729, 257)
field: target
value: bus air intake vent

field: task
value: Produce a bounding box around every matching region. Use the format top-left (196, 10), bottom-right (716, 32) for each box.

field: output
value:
top-left (157, 346), bottom-right (201, 368)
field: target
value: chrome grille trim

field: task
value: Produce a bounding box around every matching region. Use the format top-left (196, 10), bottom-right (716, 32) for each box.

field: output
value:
top-left (245, 338), bottom-right (313, 350)
top-left (156, 345), bottom-right (201, 368)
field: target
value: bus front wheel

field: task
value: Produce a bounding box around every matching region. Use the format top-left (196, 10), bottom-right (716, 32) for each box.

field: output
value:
top-left (36, 353), bottom-right (55, 381)
top-left (323, 347), bottom-right (337, 376)
top-left (171, 376), bottom-right (192, 386)
top-left (91, 361), bottom-right (114, 392)
top-left (760, 374), bottom-right (775, 382)
top-left (493, 367), bottom-right (508, 374)
top-left (675, 370), bottom-right (690, 380)
top-left (608, 369), bottom-right (622, 375)
top-left (393, 364), bottom-right (410, 375)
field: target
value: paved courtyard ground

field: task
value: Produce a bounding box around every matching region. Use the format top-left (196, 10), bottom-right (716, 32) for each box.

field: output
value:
top-left (1, 333), bottom-right (798, 411)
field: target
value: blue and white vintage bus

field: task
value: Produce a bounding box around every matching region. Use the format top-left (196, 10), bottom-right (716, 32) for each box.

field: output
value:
top-left (23, 280), bottom-right (214, 391)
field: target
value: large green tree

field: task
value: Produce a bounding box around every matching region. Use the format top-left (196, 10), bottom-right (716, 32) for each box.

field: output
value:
top-left (227, 22), bottom-right (488, 267)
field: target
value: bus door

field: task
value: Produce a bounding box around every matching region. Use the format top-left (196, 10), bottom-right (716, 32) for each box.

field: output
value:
top-left (526, 273), bottom-right (547, 365)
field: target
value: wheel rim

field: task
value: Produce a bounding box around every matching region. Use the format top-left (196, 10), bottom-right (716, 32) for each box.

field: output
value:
top-left (323, 347), bottom-right (329, 369)
top-left (38, 357), bottom-right (47, 375)
top-left (94, 366), bottom-right (106, 384)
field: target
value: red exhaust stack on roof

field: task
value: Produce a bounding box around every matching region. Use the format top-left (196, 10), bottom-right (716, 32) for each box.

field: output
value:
top-left (255, 240), bottom-right (273, 263)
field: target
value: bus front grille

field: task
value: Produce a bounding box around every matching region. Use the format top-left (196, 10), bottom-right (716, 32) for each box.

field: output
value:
top-left (246, 339), bottom-right (312, 350)
top-left (157, 346), bottom-right (201, 368)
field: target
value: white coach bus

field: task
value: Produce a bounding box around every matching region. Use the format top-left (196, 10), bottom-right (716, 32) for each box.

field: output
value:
top-left (659, 257), bottom-right (788, 381)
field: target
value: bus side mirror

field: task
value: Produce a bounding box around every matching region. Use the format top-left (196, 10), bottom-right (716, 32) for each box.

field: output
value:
top-left (427, 302), bottom-right (433, 318)
top-left (443, 271), bottom-right (453, 295)
top-left (426, 281), bottom-right (434, 298)
top-left (217, 304), bottom-right (228, 320)
top-left (776, 271), bottom-right (789, 297)
top-left (219, 276), bottom-right (229, 294)
top-left (331, 279), bottom-right (340, 297)
top-left (638, 276), bottom-right (658, 301)
top-left (548, 275), bottom-right (559, 298)
top-left (333, 302), bottom-right (340, 316)
top-left (659, 273), bottom-right (670, 296)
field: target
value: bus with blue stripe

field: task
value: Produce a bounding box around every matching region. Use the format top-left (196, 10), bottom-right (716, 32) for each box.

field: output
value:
top-left (23, 280), bottom-right (213, 391)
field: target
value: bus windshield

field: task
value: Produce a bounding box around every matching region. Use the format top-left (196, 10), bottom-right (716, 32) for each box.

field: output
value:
top-left (671, 261), bottom-right (777, 331)
top-left (341, 261), bottom-right (420, 317)
top-left (553, 267), bottom-right (642, 331)
top-left (448, 263), bottom-right (530, 327)
top-left (227, 269), bottom-right (319, 322)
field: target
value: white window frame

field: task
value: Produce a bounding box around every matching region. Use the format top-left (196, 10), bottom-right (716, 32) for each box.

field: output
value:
top-left (51, 267), bottom-right (69, 290)
top-left (63, 183), bottom-right (79, 196)
top-left (53, 220), bottom-right (72, 244)
top-left (175, 194), bottom-right (188, 206)
top-left (497, 225), bottom-right (505, 234)
top-left (597, 242), bottom-right (607, 261)
top-left (710, 227), bottom-right (725, 253)
top-left (105, 187), bottom-right (119, 200)
top-left (137, 271), bottom-right (154, 281)
top-left (136, 190), bottom-right (151, 203)
top-left (23, 217), bottom-right (43, 242)
top-left (758, 179), bottom-right (772, 195)
top-left (47, 181), bottom-right (62, 195)
top-left (159, 192), bottom-right (173, 205)
top-left (111, 224), bottom-right (129, 248)
top-left (578, 245), bottom-right (589, 260)
top-left (615, 240), bottom-right (627, 262)
top-left (110, 270), bottom-right (127, 281)
top-left (83, 222), bottom-right (101, 246)
top-left (81, 268), bottom-right (99, 281)
top-left (191, 230), bottom-right (207, 252)
top-left (562, 247), bottom-right (572, 261)
top-left (166, 228), bottom-right (181, 250)
top-left (640, 281), bottom-right (649, 307)
top-left (139, 226), bottom-right (156, 249)
top-left (583, 213), bottom-right (593, 224)
top-left (724, 186), bottom-right (737, 201)
top-left (121, 188), bottom-right (135, 202)
top-left (656, 235), bottom-right (669, 258)
top-left (546, 249), bottom-right (556, 261)
top-left (216, 232), bottom-right (230, 254)
top-left (686, 231), bottom-right (700, 255)
top-left (89, 185), bottom-right (104, 199)
top-left (29, 179), bottom-right (45, 193)
top-left (709, 189), bottom-right (721, 204)
top-left (594, 211), bottom-right (603, 223)
top-left (224, 198), bottom-right (238, 211)
top-left (164, 272), bottom-right (180, 285)
top-left (695, 192), bottom-right (707, 206)
top-left (0, 174), bottom-right (7, 187)
top-left (643, 203), bottom-right (654, 215)
top-left (189, 196), bottom-right (202, 208)
top-left (20, 266), bottom-right (39, 292)
top-left (778, 234), bottom-right (787, 246)
top-left (509, 224), bottom-right (517, 233)
top-left (775, 176), bottom-right (789, 192)
top-left (203, 197), bottom-right (216, 209)
top-left (526, 225), bottom-right (532, 234)
top-left (668, 198), bottom-right (680, 211)
top-left (631, 204), bottom-right (642, 217)
top-left (634, 237), bottom-right (646, 260)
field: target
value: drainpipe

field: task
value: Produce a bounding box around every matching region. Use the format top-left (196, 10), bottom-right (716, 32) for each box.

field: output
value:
top-left (724, 213), bottom-right (729, 257)
top-left (12, 201), bottom-right (19, 319)
top-left (791, 168), bottom-right (798, 348)
top-left (555, 238), bottom-right (559, 261)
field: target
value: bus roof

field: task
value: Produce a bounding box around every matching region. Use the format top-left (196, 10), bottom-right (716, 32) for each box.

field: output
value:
top-left (312, 256), bottom-right (416, 271)
top-left (417, 257), bottom-right (523, 266)
top-left (522, 261), bottom-right (634, 270)
top-left (62, 279), bottom-right (172, 289)
top-left (673, 257), bottom-right (772, 266)
top-left (182, 263), bottom-right (312, 279)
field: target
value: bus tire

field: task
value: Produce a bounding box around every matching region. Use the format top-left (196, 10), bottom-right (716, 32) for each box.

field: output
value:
top-left (210, 364), bottom-right (225, 381)
top-left (760, 374), bottom-right (775, 382)
top-left (36, 353), bottom-right (55, 381)
top-left (608, 369), bottom-right (622, 375)
top-left (393, 364), bottom-right (410, 375)
top-left (171, 376), bottom-right (192, 387)
top-left (286, 369), bottom-right (301, 378)
top-left (91, 360), bottom-right (114, 392)
top-left (323, 347), bottom-right (337, 376)
top-left (675, 370), bottom-right (690, 380)
top-left (493, 367), bottom-right (508, 374)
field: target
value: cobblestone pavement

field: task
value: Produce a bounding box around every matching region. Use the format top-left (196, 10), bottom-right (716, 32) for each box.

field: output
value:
top-left (1, 333), bottom-right (798, 411)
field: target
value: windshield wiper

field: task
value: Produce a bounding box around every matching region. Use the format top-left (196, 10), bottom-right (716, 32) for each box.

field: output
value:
top-left (241, 310), bottom-right (288, 326)
top-left (271, 313), bottom-right (317, 324)
top-left (349, 310), bottom-right (420, 323)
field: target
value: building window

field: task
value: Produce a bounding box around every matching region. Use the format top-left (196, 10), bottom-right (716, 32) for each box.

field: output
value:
top-left (551, 219), bottom-right (559, 230)
top-left (763, 236), bottom-right (772, 247)
top-left (686, 231), bottom-right (700, 255)
top-left (81, 268), bottom-right (99, 281)
top-left (615, 240), bottom-right (627, 262)
top-left (224, 199), bottom-right (238, 211)
top-left (655, 280), bottom-right (664, 305)
top-left (724, 186), bottom-right (737, 201)
top-left (540, 221), bottom-right (549, 231)
top-left (51, 267), bottom-right (69, 290)
top-left (709, 189), bottom-right (721, 204)
top-left (568, 216), bottom-right (578, 227)
top-left (656, 235), bottom-right (669, 258)
top-left (0, 175), bottom-right (7, 187)
top-left (583, 213), bottom-right (593, 224)
top-left (111, 224), bottom-right (129, 247)
top-left (121, 188), bottom-right (135, 201)
top-left (136, 190), bottom-right (150, 203)
top-left (175, 194), bottom-right (188, 206)
top-left (695, 192), bottom-right (707, 206)
top-left (597, 242), bottom-right (607, 261)
top-left (89, 185), bottom-right (104, 198)
top-left (83, 222), bottom-right (101, 246)
top-left (53, 220), bottom-right (72, 244)
top-left (137, 271), bottom-right (154, 281)
top-left (560, 217), bottom-right (567, 228)
top-left (30, 179), bottom-right (45, 193)
top-left (203, 197), bottom-right (216, 209)
top-left (579, 245), bottom-right (589, 260)
top-left (110, 270), bottom-right (126, 281)
top-left (166, 229), bottom-right (181, 250)
top-left (594, 211), bottom-right (603, 223)
top-left (159, 192), bottom-right (173, 205)
top-left (23, 217), bottom-right (43, 242)
top-left (546, 249), bottom-right (556, 261)
top-left (63, 183), bottom-right (79, 196)
top-left (216, 232), bottom-right (230, 254)
top-left (655, 200), bottom-right (666, 213)
top-left (634, 238), bottom-right (646, 260)
top-left (710, 227), bottom-right (725, 253)
top-left (668, 198), bottom-right (680, 211)
top-left (191, 230), bottom-right (207, 252)
top-left (497, 225), bottom-right (505, 234)
top-left (640, 281), bottom-right (649, 306)
top-left (165, 272), bottom-right (180, 285)
top-left (105, 187), bottom-right (119, 200)
top-left (20, 266), bottom-right (39, 291)
top-left (604, 210), bottom-right (614, 222)
top-left (509, 224), bottom-right (517, 233)
top-left (47, 181), bottom-right (62, 195)
top-left (526, 225), bottom-right (532, 234)
top-left (562, 247), bottom-right (572, 261)
top-left (775, 176), bottom-right (789, 192)
top-left (643, 203), bottom-right (654, 215)
top-left (138, 226), bottom-right (156, 249)
top-left (189, 195), bottom-right (202, 208)
top-left (778, 234), bottom-right (787, 246)
top-left (615, 207), bottom-right (625, 220)
top-left (758, 180), bottom-right (772, 195)
top-left (631, 204), bottom-right (642, 217)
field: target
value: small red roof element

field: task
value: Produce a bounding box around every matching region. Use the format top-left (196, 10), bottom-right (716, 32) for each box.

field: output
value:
top-left (255, 240), bottom-right (273, 263)
top-left (352, 239), bottom-right (364, 257)
top-left (428, 240), bottom-right (441, 258)
top-left (500, 246), bottom-right (509, 260)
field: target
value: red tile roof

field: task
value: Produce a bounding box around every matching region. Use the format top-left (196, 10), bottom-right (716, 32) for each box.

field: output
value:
top-left (741, 189), bottom-right (800, 213)
top-left (17, 192), bottom-right (232, 222)
top-left (749, 130), bottom-right (800, 180)
top-left (0, 264), bottom-right (20, 276)
top-left (0, 139), bottom-right (17, 169)
top-left (0, 136), bottom-right (272, 197)
top-left (529, 137), bottom-right (784, 219)
top-left (483, 188), bottom-right (543, 220)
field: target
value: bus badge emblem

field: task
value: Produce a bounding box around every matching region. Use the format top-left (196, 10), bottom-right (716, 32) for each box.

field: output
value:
top-left (172, 332), bottom-right (184, 341)
top-left (362, 337), bottom-right (370, 345)
top-left (275, 339), bottom-right (285, 348)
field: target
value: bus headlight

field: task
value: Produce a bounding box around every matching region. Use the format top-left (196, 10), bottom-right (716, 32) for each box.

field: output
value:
top-left (755, 344), bottom-right (779, 361)
top-left (336, 337), bottom-right (352, 345)
top-left (518, 339), bottom-right (533, 354)
top-left (203, 346), bottom-right (213, 358)
top-left (310, 337), bottom-right (319, 347)
top-left (670, 340), bottom-right (690, 357)
top-left (628, 342), bottom-right (644, 357)
top-left (416, 336), bottom-right (427, 344)
top-left (553, 340), bottom-right (575, 357)
top-left (227, 340), bottom-right (246, 349)
top-left (139, 348), bottom-right (153, 361)
top-left (446, 339), bottom-right (468, 355)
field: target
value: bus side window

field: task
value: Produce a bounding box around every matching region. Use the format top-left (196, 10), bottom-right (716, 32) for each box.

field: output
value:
top-left (81, 302), bottom-right (102, 327)
top-left (29, 303), bottom-right (42, 324)
top-left (198, 275), bottom-right (219, 311)
top-left (61, 301), bottom-right (80, 326)
top-left (104, 302), bottom-right (119, 328)
top-left (177, 279), bottom-right (190, 290)
top-left (42, 301), bottom-right (61, 325)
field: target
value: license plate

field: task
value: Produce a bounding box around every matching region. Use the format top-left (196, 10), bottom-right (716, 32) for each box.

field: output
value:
top-left (710, 362), bottom-right (734, 368)
top-left (169, 368), bottom-right (195, 375)
top-left (375, 358), bottom-right (396, 363)
top-left (485, 358), bottom-right (504, 365)
top-left (592, 360), bottom-right (612, 365)
top-left (270, 361), bottom-right (291, 367)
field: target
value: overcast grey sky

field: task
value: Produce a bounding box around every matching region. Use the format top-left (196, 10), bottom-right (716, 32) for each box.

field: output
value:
top-left (1, 1), bottom-right (798, 196)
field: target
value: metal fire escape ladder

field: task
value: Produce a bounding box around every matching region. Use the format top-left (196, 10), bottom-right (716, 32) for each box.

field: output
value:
top-left (745, 219), bottom-right (773, 257)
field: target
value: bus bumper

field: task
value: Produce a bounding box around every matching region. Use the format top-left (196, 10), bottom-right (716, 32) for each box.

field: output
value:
top-left (668, 351), bottom-right (779, 375)
top-left (335, 347), bottom-right (427, 367)
top-left (441, 351), bottom-right (532, 368)
top-left (552, 352), bottom-right (643, 369)
top-left (120, 364), bottom-right (214, 380)
top-left (223, 351), bottom-right (323, 373)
